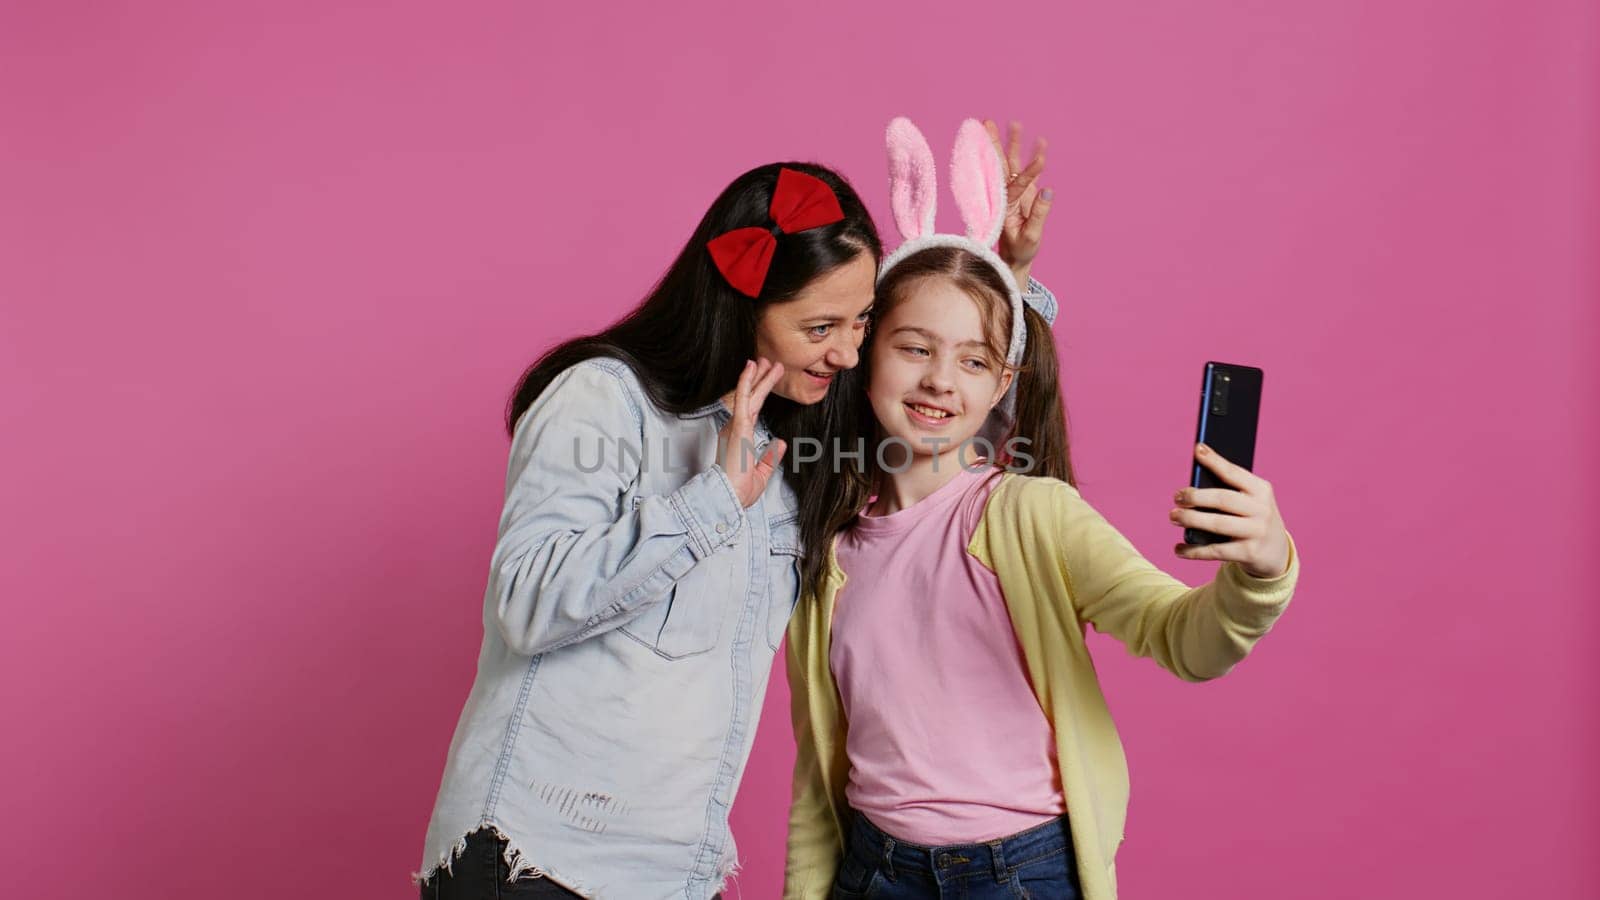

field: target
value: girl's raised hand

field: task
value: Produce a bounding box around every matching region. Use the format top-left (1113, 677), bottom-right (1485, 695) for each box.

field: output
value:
top-left (718, 359), bottom-right (788, 508)
top-left (984, 118), bottom-right (1054, 287)
top-left (1170, 444), bottom-right (1291, 579)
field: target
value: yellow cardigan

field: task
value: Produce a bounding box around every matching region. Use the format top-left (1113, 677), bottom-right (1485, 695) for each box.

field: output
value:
top-left (783, 473), bottom-right (1299, 900)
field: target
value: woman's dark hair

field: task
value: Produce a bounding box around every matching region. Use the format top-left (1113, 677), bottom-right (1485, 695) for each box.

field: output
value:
top-left (810, 246), bottom-right (1077, 591)
top-left (504, 161), bottom-right (882, 599)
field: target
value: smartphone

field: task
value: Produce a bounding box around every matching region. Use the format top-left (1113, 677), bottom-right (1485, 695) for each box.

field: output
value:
top-left (1186, 362), bottom-right (1263, 546)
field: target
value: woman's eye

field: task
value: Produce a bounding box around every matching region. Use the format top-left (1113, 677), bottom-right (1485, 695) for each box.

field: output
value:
top-left (809, 325), bottom-right (832, 338)
top-left (854, 310), bottom-right (873, 325)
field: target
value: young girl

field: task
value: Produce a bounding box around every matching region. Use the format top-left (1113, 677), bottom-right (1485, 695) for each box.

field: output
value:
top-left (783, 119), bottom-right (1299, 900)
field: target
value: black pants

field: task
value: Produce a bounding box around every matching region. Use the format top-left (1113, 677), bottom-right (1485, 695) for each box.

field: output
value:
top-left (418, 830), bottom-right (581, 899)
top-left (418, 829), bottom-right (723, 899)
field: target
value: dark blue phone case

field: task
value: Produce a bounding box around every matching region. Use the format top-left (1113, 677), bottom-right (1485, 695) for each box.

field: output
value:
top-left (1187, 362), bottom-right (1263, 546)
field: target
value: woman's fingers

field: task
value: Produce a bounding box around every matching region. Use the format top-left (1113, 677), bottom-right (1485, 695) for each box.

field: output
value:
top-left (986, 119), bottom-right (1026, 195)
top-left (719, 359), bottom-right (789, 505)
top-left (985, 119), bottom-right (1006, 167)
top-left (987, 120), bottom-right (1044, 177)
top-left (985, 121), bottom-right (1052, 257)
top-left (722, 360), bottom-right (755, 475)
top-left (729, 359), bottom-right (782, 475)
top-left (999, 131), bottom-right (1045, 197)
top-left (731, 359), bottom-right (754, 424)
top-left (1009, 171), bottom-right (1042, 210)
top-left (748, 359), bottom-right (784, 420)
top-left (1019, 186), bottom-right (1052, 248)
top-left (1006, 120), bottom-right (1024, 174)
top-left (1010, 144), bottom-right (1046, 195)
top-left (743, 358), bottom-right (777, 426)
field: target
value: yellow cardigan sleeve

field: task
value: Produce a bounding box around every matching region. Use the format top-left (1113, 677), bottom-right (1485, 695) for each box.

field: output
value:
top-left (1020, 476), bottom-right (1298, 682)
top-left (782, 611), bottom-right (843, 899)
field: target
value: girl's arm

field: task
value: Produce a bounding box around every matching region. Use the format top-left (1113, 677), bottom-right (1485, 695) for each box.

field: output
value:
top-left (486, 361), bottom-right (746, 656)
top-left (1037, 478), bottom-right (1298, 681)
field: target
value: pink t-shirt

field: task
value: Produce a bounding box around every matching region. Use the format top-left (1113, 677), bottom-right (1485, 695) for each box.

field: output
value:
top-left (830, 465), bottom-right (1067, 845)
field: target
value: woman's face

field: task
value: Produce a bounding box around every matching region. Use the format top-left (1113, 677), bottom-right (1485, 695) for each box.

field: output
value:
top-left (867, 277), bottom-right (1014, 456)
top-left (754, 251), bottom-right (877, 404)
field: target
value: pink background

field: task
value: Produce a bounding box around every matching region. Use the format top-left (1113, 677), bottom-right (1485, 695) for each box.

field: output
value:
top-left (3, 2), bottom-right (1596, 898)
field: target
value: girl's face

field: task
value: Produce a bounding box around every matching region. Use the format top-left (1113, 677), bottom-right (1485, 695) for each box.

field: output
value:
top-left (754, 251), bottom-right (877, 405)
top-left (867, 277), bottom-right (1014, 456)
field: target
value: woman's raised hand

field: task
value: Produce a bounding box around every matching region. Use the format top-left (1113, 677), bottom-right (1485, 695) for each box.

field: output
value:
top-left (718, 359), bottom-right (789, 507)
top-left (985, 118), bottom-right (1054, 288)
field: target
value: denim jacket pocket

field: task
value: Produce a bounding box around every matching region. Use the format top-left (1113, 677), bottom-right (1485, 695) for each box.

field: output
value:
top-left (765, 513), bottom-right (802, 651)
top-left (621, 551), bottom-right (731, 660)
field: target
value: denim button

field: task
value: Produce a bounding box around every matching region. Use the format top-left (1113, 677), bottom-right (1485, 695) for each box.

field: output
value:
top-left (938, 853), bottom-right (951, 866)
top-left (715, 523), bottom-right (727, 534)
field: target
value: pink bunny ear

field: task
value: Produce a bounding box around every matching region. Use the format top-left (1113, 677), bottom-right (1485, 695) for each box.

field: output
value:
top-left (950, 118), bottom-right (1006, 247)
top-left (886, 117), bottom-right (937, 242)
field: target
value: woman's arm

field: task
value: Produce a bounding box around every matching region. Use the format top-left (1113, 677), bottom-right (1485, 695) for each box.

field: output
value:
top-left (486, 361), bottom-right (745, 656)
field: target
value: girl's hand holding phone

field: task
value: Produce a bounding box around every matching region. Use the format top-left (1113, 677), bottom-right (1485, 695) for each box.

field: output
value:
top-left (1170, 444), bottom-right (1291, 579)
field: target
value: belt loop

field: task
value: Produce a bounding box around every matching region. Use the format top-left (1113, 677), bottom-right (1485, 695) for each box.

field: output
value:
top-left (989, 837), bottom-right (1008, 884)
top-left (881, 836), bottom-right (897, 881)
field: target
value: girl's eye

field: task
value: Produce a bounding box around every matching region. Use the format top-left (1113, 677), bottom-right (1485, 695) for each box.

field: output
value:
top-left (963, 358), bottom-right (990, 371)
top-left (900, 346), bottom-right (929, 357)
top-left (809, 324), bottom-right (833, 338)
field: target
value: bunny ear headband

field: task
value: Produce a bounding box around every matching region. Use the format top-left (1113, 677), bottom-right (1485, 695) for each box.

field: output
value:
top-left (880, 116), bottom-right (1054, 444)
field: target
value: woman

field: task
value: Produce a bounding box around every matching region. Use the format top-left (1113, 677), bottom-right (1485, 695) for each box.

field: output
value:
top-left (415, 162), bottom-right (879, 900)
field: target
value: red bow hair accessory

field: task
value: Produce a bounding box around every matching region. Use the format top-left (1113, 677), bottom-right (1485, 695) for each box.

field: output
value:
top-left (707, 168), bottom-right (846, 298)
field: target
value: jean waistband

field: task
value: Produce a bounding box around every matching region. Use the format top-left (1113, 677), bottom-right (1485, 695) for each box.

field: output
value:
top-left (846, 812), bottom-right (1073, 882)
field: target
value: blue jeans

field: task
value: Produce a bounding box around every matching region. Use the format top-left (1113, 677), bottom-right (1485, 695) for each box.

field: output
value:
top-left (832, 812), bottom-right (1082, 900)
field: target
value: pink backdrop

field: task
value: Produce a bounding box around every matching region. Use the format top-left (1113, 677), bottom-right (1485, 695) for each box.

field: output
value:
top-left (3, 2), bottom-right (1596, 897)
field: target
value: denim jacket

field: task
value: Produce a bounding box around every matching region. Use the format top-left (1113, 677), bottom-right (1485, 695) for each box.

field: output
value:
top-left (418, 356), bottom-right (801, 899)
